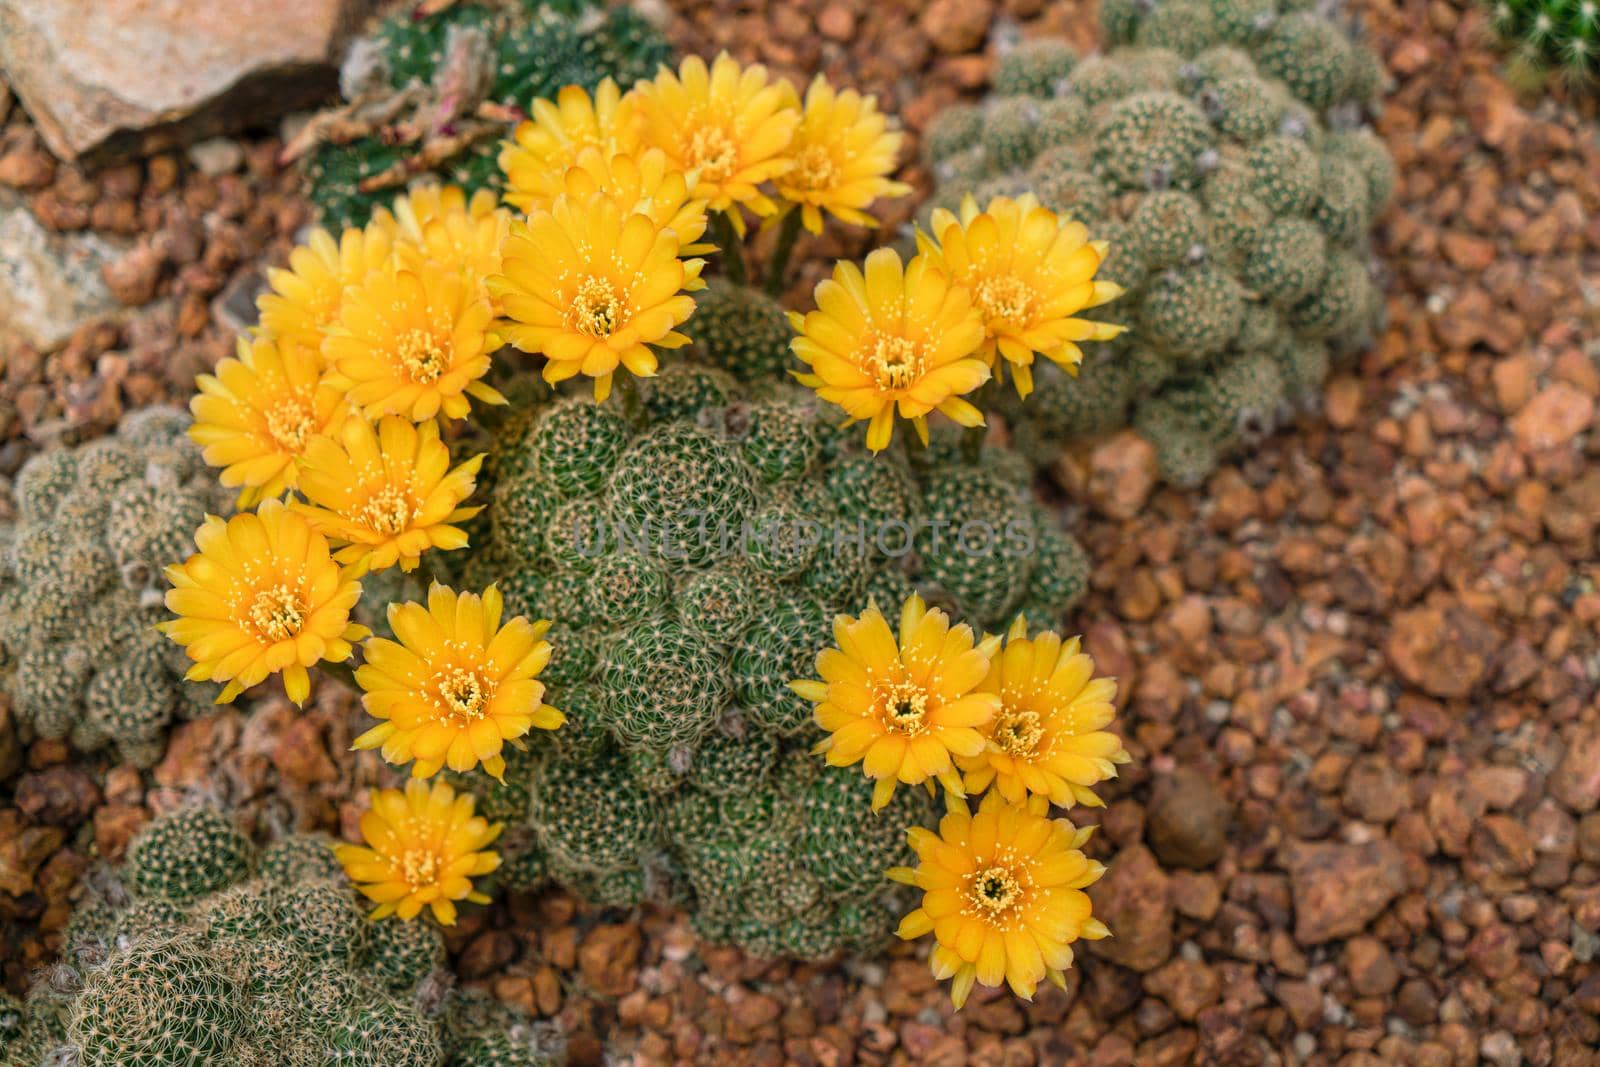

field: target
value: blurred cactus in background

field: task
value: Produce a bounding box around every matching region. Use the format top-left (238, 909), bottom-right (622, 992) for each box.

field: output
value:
top-left (924, 0), bottom-right (1395, 485)
top-left (292, 0), bottom-right (672, 229)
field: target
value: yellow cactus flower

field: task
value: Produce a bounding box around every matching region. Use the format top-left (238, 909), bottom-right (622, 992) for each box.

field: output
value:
top-left (371, 183), bottom-right (510, 295)
top-left (775, 74), bottom-right (911, 234)
top-left (791, 593), bottom-right (999, 812)
top-left (352, 583), bottom-right (563, 782)
top-left (889, 791), bottom-right (1109, 1009)
top-left (633, 52), bottom-right (800, 226)
top-left (334, 779), bottom-right (502, 925)
top-left (918, 193), bottom-right (1125, 398)
top-left (291, 416), bottom-right (483, 575)
top-left (489, 190), bottom-right (703, 402)
top-left (257, 223), bottom-right (395, 352)
top-left (957, 616), bottom-right (1130, 808)
top-left (500, 77), bottom-right (643, 214)
top-left (323, 257), bottom-right (507, 421)
top-left (789, 248), bottom-right (988, 452)
top-left (561, 146), bottom-right (712, 253)
top-left (188, 335), bottom-right (354, 507)
top-left (158, 499), bottom-right (368, 706)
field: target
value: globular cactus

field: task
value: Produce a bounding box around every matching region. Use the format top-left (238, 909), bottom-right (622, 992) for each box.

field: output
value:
top-left (1486, 0), bottom-right (1600, 88)
top-left (927, 3), bottom-right (1393, 486)
top-left (3, 806), bottom-right (563, 1067)
top-left (0, 410), bottom-right (234, 767)
top-left (448, 289), bottom-right (1094, 961)
top-left (301, 0), bottom-right (673, 229)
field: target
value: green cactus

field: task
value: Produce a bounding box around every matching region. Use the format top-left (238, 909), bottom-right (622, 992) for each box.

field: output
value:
top-left (687, 280), bottom-right (796, 381)
top-left (444, 290), bottom-right (1094, 959)
top-left (10, 810), bottom-right (559, 1067)
top-left (0, 411), bottom-right (232, 767)
top-left (937, 10), bottom-right (1389, 484)
top-left (303, 0), bottom-right (673, 229)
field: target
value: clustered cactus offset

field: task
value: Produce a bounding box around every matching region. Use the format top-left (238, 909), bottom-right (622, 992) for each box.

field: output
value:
top-left (924, 0), bottom-right (1395, 485)
top-left (297, 0), bottom-right (672, 228)
top-left (0, 410), bottom-right (233, 767)
top-left (447, 291), bottom-right (1093, 959)
top-left (0, 806), bottom-right (562, 1067)
top-left (1487, 0), bottom-right (1600, 87)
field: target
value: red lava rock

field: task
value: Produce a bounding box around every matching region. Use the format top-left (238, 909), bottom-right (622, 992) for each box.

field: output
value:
top-left (1550, 724), bottom-right (1600, 813)
top-left (1084, 430), bottom-right (1158, 520)
top-left (1510, 383), bottom-right (1594, 452)
top-left (1345, 936), bottom-right (1401, 997)
top-left (1143, 958), bottom-right (1220, 1021)
top-left (1087, 845), bottom-right (1173, 972)
top-left (101, 239), bottom-right (165, 306)
top-left (1385, 605), bottom-right (1501, 698)
top-left (271, 715), bottom-right (339, 786)
top-left (1146, 768), bottom-right (1230, 869)
top-left (578, 923), bottom-right (641, 997)
top-left (0, 811), bottom-right (65, 897)
top-left (919, 0), bottom-right (990, 54)
top-left (13, 766), bottom-right (101, 826)
top-left (1285, 840), bottom-right (1409, 945)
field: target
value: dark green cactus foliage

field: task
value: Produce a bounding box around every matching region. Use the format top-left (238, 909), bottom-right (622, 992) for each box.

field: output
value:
top-left (929, 8), bottom-right (1390, 485)
top-left (448, 297), bottom-right (1094, 960)
top-left (0, 411), bottom-right (232, 767)
top-left (9, 815), bottom-right (558, 1067)
top-left (304, 0), bottom-right (672, 229)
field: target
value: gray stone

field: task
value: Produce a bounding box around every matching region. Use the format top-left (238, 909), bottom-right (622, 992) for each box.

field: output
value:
top-left (0, 0), bottom-right (372, 164)
top-left (0, 190), bottom-right (123, 354)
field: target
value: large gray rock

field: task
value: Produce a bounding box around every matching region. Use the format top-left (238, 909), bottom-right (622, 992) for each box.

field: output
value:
top-left (0, 0), bottom-right (370, 164)
top-left (0, 190), bottom-right (123, 355)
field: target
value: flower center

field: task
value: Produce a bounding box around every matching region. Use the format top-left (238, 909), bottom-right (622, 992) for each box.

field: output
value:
top-left (570, 276), bottom-right (623, 337)
top-left (970, 864), bottom-right (1024, 916)
top-left (878, 679), bottom-right (929, 734)
top-left (433, 666), bottom-right (490, 720)
top-left (974, 274), bottom-right (1036, 329)
top-left (994, 708), bottom-right (1044, 757)
top-left (248, 585), bottom-right (304, 642)
top-left (358, 483), bottom-right (415, 535)
top-left (264, 397), bottom-right (316, 452)
top-left (867, 333), bottom-right (924, 391)
top-left (395, 327), bottom-right (448, 384)
top-left (791, 143), bottom-right (838, 191)
top-left (399, 847), bottom-right (441, 889)
top-left (686, 125), bottom-right (738, 185)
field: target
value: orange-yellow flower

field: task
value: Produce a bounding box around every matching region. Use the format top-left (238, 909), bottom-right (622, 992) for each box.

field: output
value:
top-left (775, 74), bottom-right (911, 234)
top-left (158, 499), bottom-right (368, 706)
top-left (789, 248), bottom-right (988, 452)
top-left (500, 77), bottom-right (643, 214)
top-left (561, 146), bottom-right (711, 253)
top-left (323, 258), bottom-right (507, 421)
top-left (370, 183), bottom-right (510, 296)
top-left (918, 193), bottom-right (1124, 398)
top-left (291, 416), bottom-right (483, 575)
top-left (791, 593), bottom-right (999, 811)
top-left (957, 616), bottom-right (1129, 808)
top-left (352, 583), bottom-right (563, 781)
top-left (889, 791), bottom-right (1109, 1009)
top-left (334, 779), bottom-right (502, 925)
top-left (257, 224), bottom-right (394, 352)
top-left (633, 52), bottom-right (800, 227)
top-left (188, 335), bottom-right (354, 506)
top-left (489, 190), bottom-right (703, 402)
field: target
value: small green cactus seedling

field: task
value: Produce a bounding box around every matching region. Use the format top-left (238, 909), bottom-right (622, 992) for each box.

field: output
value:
top-left (0, 410), bottom-right (234, 766)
